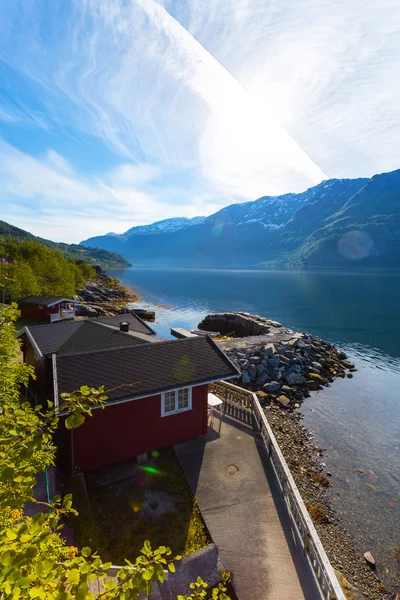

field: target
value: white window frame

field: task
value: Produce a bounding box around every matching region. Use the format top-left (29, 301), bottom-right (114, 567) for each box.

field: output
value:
top-left (161, 387), bottom-right (192, 417)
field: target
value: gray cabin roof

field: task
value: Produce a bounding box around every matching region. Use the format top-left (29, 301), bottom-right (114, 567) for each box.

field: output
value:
top-left (55, 335), bottom-right (240, 405)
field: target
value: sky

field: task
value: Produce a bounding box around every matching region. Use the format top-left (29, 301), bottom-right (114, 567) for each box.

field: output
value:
top-left (0, 0), bottom-right (399, 243)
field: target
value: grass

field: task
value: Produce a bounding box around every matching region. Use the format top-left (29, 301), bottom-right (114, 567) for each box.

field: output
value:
top-left (68, 448), bottom-right (209, 565)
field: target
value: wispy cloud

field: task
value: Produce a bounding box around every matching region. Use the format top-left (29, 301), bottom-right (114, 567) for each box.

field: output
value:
top-left (0, 0), bottom-right (399, 240)
top-left (0, 140), bottom-right (222, 241)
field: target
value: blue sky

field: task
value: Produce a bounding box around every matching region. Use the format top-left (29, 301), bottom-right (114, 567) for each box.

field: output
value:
top-left (1, 0), bottom-right (399, 243)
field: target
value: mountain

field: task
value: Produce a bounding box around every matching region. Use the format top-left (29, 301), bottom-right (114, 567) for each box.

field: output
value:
top-left (119, 216), bottom-right (206, 236)
top-left (80, 169), bottom-right (400, 268)
top-left (0, 220), bottom-right (130, 268)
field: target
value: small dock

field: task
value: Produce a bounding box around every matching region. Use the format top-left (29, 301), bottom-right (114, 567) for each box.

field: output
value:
top-left (170, 327), bottom-right (198, 339)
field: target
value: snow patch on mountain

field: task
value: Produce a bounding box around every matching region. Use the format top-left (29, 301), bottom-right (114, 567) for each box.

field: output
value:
top-left (122, 216), bottom-right (205, 236)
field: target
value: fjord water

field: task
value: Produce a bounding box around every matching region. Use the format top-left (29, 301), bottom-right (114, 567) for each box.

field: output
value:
top-left (111, 267), bottom-right (400, 590)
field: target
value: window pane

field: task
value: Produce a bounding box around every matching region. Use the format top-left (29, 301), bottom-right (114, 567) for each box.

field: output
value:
top-left (164, 391), bottom-right (176, 413)
top-left (178, 388), bottom-right (189, 409)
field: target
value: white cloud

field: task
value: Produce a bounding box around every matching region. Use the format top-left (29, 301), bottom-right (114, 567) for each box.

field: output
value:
top-left (0, 140), bottom-right (221, 242)
top-left (0, 0), bottom-right (399, 237)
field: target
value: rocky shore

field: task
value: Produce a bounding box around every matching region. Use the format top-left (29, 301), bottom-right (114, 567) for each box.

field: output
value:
top-left (212, 312), bottom-right (357, 409)
top-left (204, 313), bottom-right (392, 599)
top-left (74, 273), bottom-right (140, 317)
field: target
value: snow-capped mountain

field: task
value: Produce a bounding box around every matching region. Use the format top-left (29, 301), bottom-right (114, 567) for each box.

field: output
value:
top-left (81, 169), bottom-right (400, 268)
top-left (106, 216), bottom-right (205, 238)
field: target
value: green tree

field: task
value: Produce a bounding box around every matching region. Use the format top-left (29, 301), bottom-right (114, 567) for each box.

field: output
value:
top-left (4, 261), bottom-right (39, 301)
top-left (0, 305), bottom-right (230, 600)
top-left (2, 240), bottom-right (97, 301)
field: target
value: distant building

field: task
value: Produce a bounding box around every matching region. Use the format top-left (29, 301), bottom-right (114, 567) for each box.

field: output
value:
top-left (18, 296), bottom-right (77, 323)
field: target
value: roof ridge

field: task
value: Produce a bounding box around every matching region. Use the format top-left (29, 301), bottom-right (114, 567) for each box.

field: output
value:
top-left (55, 333), bottom-right (211, 360)
top-left (87, 319), bottom-right (157, 342)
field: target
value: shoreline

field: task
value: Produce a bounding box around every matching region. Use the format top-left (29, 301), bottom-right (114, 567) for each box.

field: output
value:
top-left (266, 406), bottom-right (390, 599)
top-left (75, 273), bottom-right (142, 317)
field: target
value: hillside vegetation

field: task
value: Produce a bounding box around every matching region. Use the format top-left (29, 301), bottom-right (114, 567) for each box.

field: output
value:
top-left (1, 239), bottom-right (96, 302)
top-left (0, 220), bottom-right (131, 268)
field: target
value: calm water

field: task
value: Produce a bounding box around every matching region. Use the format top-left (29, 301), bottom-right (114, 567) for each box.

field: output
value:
top-left (110, 267), bottom-right (400, 590)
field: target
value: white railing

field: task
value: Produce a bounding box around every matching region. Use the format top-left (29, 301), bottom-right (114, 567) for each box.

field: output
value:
top-left (210, 381), bottom-right (346, 600)
top-left (50, 310), bottom-right (75, 322)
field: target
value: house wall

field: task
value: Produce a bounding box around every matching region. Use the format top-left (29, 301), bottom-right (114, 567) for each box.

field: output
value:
top-left (21, 302), bottom-right (65, 323)
top-left (64, 384), bottom-right (209, 473)
top-left (22, 336), bottom-right (52, 400)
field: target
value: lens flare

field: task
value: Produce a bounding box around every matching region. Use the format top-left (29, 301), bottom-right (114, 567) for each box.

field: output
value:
top-left (151, 450), bottom-right (160, 458)
top-left (130, 501), bottom-right (142, 513)
top-left (212, 222), bottom-right (224, 237)
top-left (338, 230), bottom-right (373, 260)
top-left (138, 465), bottom-right (163, 475)
top-left (173, 355), bottom-right (195, 381)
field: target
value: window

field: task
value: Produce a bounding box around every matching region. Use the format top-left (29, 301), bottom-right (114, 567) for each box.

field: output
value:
top-left (161, 387), bottom-right (192, 416)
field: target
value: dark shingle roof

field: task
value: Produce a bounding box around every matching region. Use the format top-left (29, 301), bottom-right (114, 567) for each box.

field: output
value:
top-left (19, 296), bottom-right (75, 306)
top-left (25, 320), bottom-right (149, 357)
top-left (56, 335), bottom-right (239, 403)
top-left (93, 312), bottom-right (156, 336)
top-left (57, 321), bottom-right (148, 354)
top-left (26, 321), bottom-right (83, 356)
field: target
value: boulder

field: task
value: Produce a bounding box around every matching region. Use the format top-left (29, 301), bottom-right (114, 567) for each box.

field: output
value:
top-left (255, 372), bottom-right (270, 387)
top-left (74, 304), bottom-right (99, 317)
top-left (285, 373), bottom-right (306, 385)
top-left (249, 355), bottom-right (261, 364)
top-left (267, 355), bottom-right (281, 368)
top-left (241, 370), bottom-right (251, 385)
top-left (255, 364), bottom-right (265, 377)
top-left (263, 381), bottom-right (281, 393)
top-left (277, 395), bottom-right (291, 408)
top-left (263, 343), bottom-right (276, 358)
top-left (248, 365), bottom-right (257, 378)
top-left (363, 551), bottom-right (375, 567)
top-left (133, 309), bottom-right (156, 321)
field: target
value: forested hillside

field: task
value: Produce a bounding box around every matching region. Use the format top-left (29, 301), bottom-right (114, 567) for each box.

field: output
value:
top-left (0, 220), bottom-right (131, 268)
top-left (1, 240), bottom-right (96, 302)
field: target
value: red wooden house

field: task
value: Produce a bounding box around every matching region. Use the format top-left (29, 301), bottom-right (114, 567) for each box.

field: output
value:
top-left (19, 296), bottom-right (77, 323)
top-left (19, 314), bottom-right (239, 473)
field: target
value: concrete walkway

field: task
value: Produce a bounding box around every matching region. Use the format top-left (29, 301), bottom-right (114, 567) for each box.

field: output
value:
top-left (175, 410), bottom-right (323, 600)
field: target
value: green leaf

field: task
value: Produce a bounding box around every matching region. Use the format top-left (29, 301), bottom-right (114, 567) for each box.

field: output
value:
top-left (6, 528), bottom-right (17, 540)
top-left (65, 412), bottom-right (85, 429)
top-left (67, 568), bottom-right (80, 585)
top-left (168, 563), bottom-right (176, 573)
top-left (28, 587), bottom-right (46, 599)
top-left (81, 546), bottom-right (91, 558)
top-left (143, 567), bottom-right (153, 581)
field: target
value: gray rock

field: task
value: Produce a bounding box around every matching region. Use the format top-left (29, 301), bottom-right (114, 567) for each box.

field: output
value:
top-left (267, 355), bottom-right (281, 368)
top-left (249, 355), bottom-right (261, 364)
top-left (263, 343), bottom-right (276, 358)
top-left (248, 365), bottom-right (257, 377)
top-left (241, 370), bottom-right (250, 385)
top-left (239, 359), bottom-right (250, 369)
top-left (263, 381), bottom-right (281, 393)
top-left (285, 373), bottom-right (306, 385)
top-left (277, 395), bottom-right (291, 407)
top-left (255, 372), bottom-right (270, 387)
top-left (363, 551), bottom-right (375, 567)
top-left (75, 303), bottom-right (99, 317)
top-left (255, 364), bottom-right (265, 376)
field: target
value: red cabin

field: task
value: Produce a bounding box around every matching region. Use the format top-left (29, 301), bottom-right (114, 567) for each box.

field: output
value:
top-left (18, 314), bottom-right (239, 473)
top-left (19, 296), bottom-right (77, 323)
